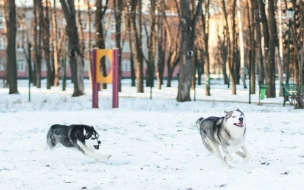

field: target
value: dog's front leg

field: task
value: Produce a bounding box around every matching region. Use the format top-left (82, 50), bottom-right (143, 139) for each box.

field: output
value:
top-left (77, 140), bottom-right (111, 161)
top-left (223, 152), bottom-right (233, 161)
top-left (240, 143), bottom-right (251, 164)
top-left (94, 154), bottom-right (112, 162)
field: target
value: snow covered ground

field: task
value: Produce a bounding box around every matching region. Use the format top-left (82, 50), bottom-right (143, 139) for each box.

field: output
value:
top-left (0, 79), bottom-right (304, 190)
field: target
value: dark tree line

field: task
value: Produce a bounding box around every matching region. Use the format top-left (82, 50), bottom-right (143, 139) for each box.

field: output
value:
top-left (3, 0), bottom-right (304, 107)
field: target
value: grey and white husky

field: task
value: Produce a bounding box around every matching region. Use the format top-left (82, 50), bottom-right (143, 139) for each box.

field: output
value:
top-left (196, 109), bottom-right (251, 168)
top-left (46, 124), bottom-right (111, 162)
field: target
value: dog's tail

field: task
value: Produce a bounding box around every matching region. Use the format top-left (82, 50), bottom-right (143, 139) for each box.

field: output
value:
top-left (196, 117), bottom-right (204, 130)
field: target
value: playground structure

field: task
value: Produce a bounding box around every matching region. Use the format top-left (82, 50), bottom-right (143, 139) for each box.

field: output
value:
top-left (92, 49), bottom-right (119, 108)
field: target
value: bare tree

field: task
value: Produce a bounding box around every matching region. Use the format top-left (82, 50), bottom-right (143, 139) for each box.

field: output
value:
top-left (86, 0), bottom-right (93, 89)
top-left (125, 5), bottom-right (136, 86)
top-left (221, 0), bottom-right (236, 94)
top-left (42, 0), bottom-right (52, 89)
top-left (201, 0), bottom-right (210, 96)
top-left (292, 0), bottom-right (304, 108)
top-left (60, 0), bottom-right (84, 97)
top-left (177, 0), bottom-right (203, 102)
top-left (145, 0), bottom-right (156, 88)
top-left (130, 0), bottom-right (145, 93)
top-left (162, 5), bottom-right (180, 88)
top-left (255, 0), bottom-right (265, 86)
top-left (156, 2), bottom-right (166, 89)
top-left (247, 0), bottom-right (256, 94)
top-left (237, 0), bottom-right (246, 89)
top-left (113, 0), bottom-right (123, 91)
top-left (33, 0), bottom-right (43, 88)
top-left (6, 0), bottom-right (18, 94)
top-left (52, 0), bottom-right (60, 87)
top-left (230, 0), bottom-right (237, 94)
top-left (265, 0), bottom-right (277, 97)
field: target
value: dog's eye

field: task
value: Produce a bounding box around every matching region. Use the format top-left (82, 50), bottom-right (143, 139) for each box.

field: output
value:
top-left (232, 116), bottom-right (236, 118)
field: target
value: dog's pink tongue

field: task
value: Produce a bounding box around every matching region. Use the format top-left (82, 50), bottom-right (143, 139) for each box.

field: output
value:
top-left (238, 122), bottom-right (243, 127)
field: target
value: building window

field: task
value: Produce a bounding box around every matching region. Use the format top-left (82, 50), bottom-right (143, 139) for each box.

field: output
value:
top-left (122, 42), bottom-right (130, 52)
top-left (17, 42), bottom-right (24, 52)
top-left (111, 21), bottom-right (116, 32)
top-left (0, 59), bottom-right (5, 71)
top-left (17, 60), bottom-right (25, 71)
top-left (0, 14), bottom-right (4, 28)
top-left (0, 36), bottom-right (5, 49)
top-left (111, 41), bottom-right (117, 48)
top-left (90, 21), bottom-right (95, 31)
top-left (81, 21), bottom-right (88, 31)
top-left (121, 60), bottom-right (130, 72)
top-left (41, 61), bottom-right (47, 71)
top-left (83, 60), bottom-right (89, 71)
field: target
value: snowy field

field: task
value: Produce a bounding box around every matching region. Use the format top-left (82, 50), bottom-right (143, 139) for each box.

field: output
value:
top-left (0, 79), bottom-right (304, 190)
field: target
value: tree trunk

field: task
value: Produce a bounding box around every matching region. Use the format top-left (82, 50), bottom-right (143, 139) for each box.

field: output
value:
top-left (157, 6), bottom-right (165, 89)
top-left (258, 0), bottom-right (270, 89)
top-left (146, 0), bottom-right (156, 88)
top-left (33, 0), bottom-right (43, 88)
top-left (163, 7), bottom-right (180, 88)
top-left (52, 0), bottom-right (60, 87)
top-left (130, 0), bottom-right (144, 93)
top-left (6, 0), bottom-right (18, 94)
top-left (42, 0), bottom-right (52, 89)
top-left (201, 0), bottom-right (210, 96)
top-left (248, 0), bottom-right (256, 94)
top-left (276, 0), bottom-right (283, 96)
top-left (177, 0), bottom-right (203, 102)
top-left (294, 0), bottom-right (304, 108)
top-left (265, 0), bottom-right (277, 98)
top-left (222, 0), bottom-right (236, 94)
top-left (167, 56), bottom-right (179, 87)
top-left (60, 0), bottom-right (84, 97)
top-left (255, 0), bottom-right (265, 85)
top-left (237, 0), bottom-right (247, 89)
top-left (230, 0), bottom-right (237, 94)
top-left (114, 0), bottom-right (123, 92)
top-left (126, 6), bottom-right (136, 87)
top-left (86, 0), bottom-right (93, 89)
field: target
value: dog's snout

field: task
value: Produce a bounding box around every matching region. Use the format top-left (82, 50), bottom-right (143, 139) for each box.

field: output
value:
top-left (98, 141), bottom-right (101, 144)
top-left (239, 118), bottom-right (243, 122)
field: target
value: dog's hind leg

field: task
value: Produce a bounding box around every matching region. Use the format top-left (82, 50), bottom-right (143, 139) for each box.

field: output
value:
top-left (76, 140), bottom-right (111, 161)
top-left (205, 138), bottom-right (233, 169)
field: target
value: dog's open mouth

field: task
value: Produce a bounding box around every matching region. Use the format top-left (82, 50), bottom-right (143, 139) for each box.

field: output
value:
top-left (94, 145), bottom-right (99, 150)
top-left (234, 122), bottom-right (244, 127)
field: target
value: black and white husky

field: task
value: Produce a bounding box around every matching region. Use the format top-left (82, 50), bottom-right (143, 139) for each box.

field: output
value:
top-left (46, 124), bottom-right (111, 162)
top-left (196, 109), bottom-right (251, 168)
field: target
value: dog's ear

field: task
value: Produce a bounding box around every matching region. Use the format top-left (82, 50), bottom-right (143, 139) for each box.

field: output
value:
top-left (216, 118), bottom-right (223, 125)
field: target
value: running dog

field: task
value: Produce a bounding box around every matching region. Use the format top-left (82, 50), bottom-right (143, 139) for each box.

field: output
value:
top-left (46, 124), bottom-right (111, 162)
top-left (196, 109), bottom-right (251, 168)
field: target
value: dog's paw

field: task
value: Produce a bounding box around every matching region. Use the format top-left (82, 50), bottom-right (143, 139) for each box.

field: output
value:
top-left (243, 154), bottom-right (251, 164)
top-left (224, 154), bottom-right (233, 161)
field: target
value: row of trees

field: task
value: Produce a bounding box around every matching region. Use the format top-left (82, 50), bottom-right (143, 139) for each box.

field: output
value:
top-left (3, 0), bottom-right (304, 107)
